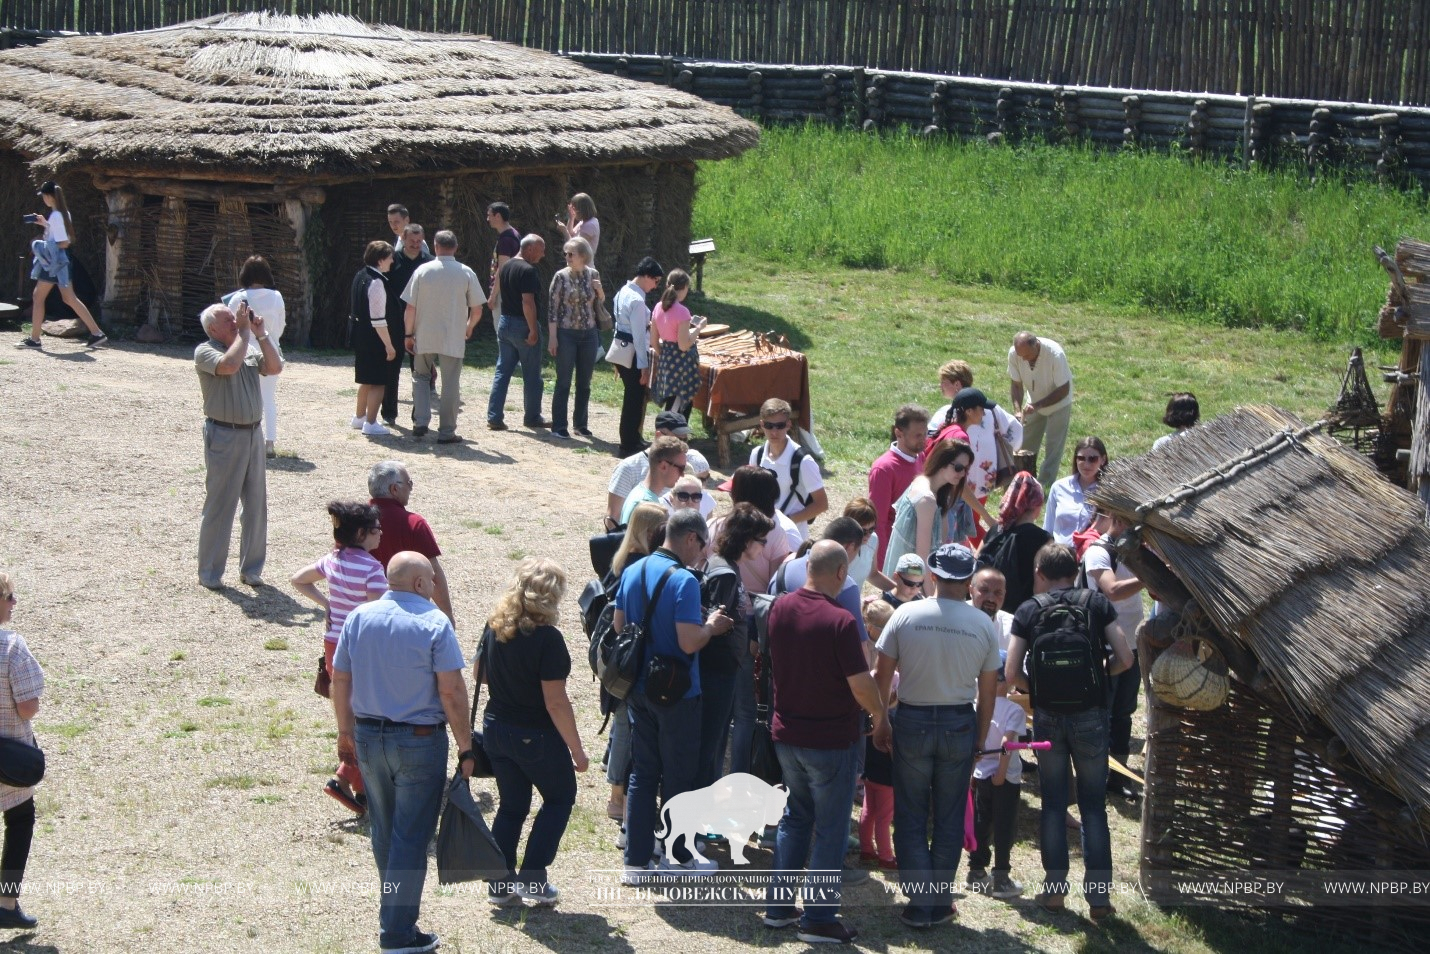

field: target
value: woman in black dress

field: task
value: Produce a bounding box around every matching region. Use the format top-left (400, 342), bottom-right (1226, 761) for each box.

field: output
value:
top-left (350, 241), bottom-right (397, 436)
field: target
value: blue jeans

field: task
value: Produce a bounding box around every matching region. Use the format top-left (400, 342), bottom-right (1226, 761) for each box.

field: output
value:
top-left (551, 326), bottom-right (598, 432)
top-left (482, 717), bottom-right (577, 893)
top-left (766, 739), bottom-right (859, 926)
top-left (891, 704), bottom-right (976, 913)
top-left (728, 649), bottom-right (757, 776)
top-left (624, 692), bottom-right (703, 867)
top-left (1033, 707), bottom-right (1113, 904)
top-left (488, 316), bottom-right (543, 425)
top-left (353, 722), bottom-right (448, 950)
top-left (605, 701), bottom-right (632, 787)
top-left (696, 667), bottom-right (737, 789)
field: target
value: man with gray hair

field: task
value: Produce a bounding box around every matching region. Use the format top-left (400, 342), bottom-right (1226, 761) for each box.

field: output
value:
top-left (194, 299), bottom-right (282, 589)
top-left (402, 230), bottom-right (485, 444)
top-left (1008, 331), bottom-right (1073, 487)
top-left (764, 539), bottom-right (886, 944)
top-left (366, 461), bottom-right (453, 625)
top-left (488, 234), bottom-right (547, 430)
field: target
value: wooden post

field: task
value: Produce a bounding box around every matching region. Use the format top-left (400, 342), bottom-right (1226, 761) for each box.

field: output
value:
top-left (284, 198), bottom-right (313, 347)
top-left (101, 187), bottom-right (143, 327)
top-left (147, 195), bottom-right (187, 339)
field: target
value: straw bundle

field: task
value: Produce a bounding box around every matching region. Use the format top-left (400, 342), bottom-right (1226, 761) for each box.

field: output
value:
top-left (0, 13), bottom-right (759, 179)
top-left (1094, 405), bottom-right (1430, 817)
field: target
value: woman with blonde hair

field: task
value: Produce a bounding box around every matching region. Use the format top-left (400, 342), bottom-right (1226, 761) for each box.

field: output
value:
top-left (547, 236), bottom-right (604, 440)
top-left (602, 502), bottom-right (667, 821)
top-left (0, 572), bottom-right (43, 930)
top-left (480, 558), bottom-right (588, 908)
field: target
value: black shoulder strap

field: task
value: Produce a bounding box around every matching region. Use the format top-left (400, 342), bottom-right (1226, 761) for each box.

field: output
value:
top-left (774, 561), bottom-right (790, 596)
top-left (641, 563), bottom-right (680, 633)
top-left (470, 628), bottom-right (489, 731)
top-left (784, 447), bottom-right (809, 510)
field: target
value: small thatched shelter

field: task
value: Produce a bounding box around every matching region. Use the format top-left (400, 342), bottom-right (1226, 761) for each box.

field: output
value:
top-left (0, 13), bottom-right (758, 343)
top-left (1094, 405), bottom-right (1430, 943)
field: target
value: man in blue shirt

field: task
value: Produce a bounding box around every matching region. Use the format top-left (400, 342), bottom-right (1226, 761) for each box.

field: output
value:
top-left (614, 509), bottom-right (732, 882)
top-left (333, 552), bottom-right (473, 954)
top-left (770, 517), bottom-right (871, 648)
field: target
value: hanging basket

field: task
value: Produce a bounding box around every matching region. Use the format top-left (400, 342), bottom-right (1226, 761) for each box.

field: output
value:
top-left (1150, 636), bottom-right (1230, 711)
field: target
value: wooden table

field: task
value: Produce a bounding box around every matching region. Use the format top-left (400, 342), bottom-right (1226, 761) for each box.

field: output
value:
top-left (691, 330), bottom-right (812, 466)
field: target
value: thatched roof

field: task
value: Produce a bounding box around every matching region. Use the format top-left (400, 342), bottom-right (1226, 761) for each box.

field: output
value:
top-left (0, 13), bottom-right (759, 180)
top-left (1093, 405), bottom-right (1430, 817)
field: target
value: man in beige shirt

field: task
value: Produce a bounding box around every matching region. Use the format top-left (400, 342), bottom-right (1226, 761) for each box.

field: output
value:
top-left (195, 300), bottom-right (282, 589)
top-left (402, 230), bottom-right (485, 444)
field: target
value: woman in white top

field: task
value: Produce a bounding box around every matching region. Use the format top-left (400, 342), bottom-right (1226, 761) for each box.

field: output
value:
top-left (1152, 392), bottom-right (1200, 452)
top-left (555, 192), bottom-right (600, 260)
top-left (19, 181), bottom-right (106, 350)
top-left (1043, 436), bottom-right (1107, 544)
top-left (229, 256), bottom-right (288, 455)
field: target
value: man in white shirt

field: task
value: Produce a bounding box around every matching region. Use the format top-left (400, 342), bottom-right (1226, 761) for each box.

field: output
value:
top-left (749, 398), bottom-right (827, 541)
top-left (1007, 332), bottom-right (1073, 488)
top-left (606, 411), bottom-right (710, 527)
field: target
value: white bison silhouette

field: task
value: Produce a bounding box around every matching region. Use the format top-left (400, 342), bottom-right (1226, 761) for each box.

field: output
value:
top-left (654, 772), bottom-right (790, 865)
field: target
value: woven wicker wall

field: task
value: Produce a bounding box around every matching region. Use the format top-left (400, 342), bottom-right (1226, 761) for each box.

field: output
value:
top-left (1144, 678), bottom-right (1429, 944)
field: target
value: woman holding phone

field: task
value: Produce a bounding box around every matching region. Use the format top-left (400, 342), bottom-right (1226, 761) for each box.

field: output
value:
top-left (554, 193), bottom-right (600, 260)
top-left (18, 181), bottom-right (106, 350)
top-left (649, 269), bottom-right (703, 419)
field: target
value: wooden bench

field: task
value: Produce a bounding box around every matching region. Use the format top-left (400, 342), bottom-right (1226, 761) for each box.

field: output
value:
top-left (689, 238), bottom-right (716, 293)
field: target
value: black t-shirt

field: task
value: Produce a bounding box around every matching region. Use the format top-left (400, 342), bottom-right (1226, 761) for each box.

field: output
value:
top-left (997, 523), bottom-right (1054, 613)
top-left (497, 257), bottom-right (542, 319)
top-left (1009, 586), bottom-right (1119, 705)
top-left (481, 624), bottom-right (572, 729)
top-left (386, 249), bottom-right (433, 324)
top-left (697, 557), bottom-right (747, 675)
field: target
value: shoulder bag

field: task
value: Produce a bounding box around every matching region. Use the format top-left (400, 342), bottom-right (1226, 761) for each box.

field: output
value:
top-left (465, 630), bottom-right (495, 778)
top-left (0, 734), bottom-right (45, 788)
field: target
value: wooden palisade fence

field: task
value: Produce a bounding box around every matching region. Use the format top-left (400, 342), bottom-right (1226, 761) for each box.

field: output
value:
top-left (6, 1), bottom-right (1430, 108)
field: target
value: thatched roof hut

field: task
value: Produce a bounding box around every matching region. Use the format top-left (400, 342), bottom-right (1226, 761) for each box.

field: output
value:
top-left (1094, 405), bottom-right (1430, 940)
top-left (0, 13), bottom-right (758, 342)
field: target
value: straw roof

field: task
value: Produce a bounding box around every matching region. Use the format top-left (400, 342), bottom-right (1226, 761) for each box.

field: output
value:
top-left (1093, 405), bottom-right (1430, 818)
top-left (0, 13), bottom-right (759, 180)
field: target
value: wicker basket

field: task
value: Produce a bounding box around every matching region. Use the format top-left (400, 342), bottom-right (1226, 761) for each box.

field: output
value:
top-left (1150, 637), bottom-right (1230, 711)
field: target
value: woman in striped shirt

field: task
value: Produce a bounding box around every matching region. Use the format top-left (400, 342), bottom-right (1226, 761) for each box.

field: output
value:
top-left (291, 501), bottom-right (388, 815)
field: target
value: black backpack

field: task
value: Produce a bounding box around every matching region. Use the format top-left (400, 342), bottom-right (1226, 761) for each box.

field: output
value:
top-left (755, 443), bottom-right (811, 515)
top-left (977, 525), bottom-right (1020, 577)
top-left (595, 562), bottom-right (678, 703)
top-left (1026, 588), bottom-right (1106, 714)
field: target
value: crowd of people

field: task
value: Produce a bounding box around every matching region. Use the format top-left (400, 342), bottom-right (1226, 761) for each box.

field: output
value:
top-left (0, 181), bottom-right (1209, 951)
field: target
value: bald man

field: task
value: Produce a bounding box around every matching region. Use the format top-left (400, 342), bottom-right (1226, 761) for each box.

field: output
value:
top-left (764, 539), bottom-right (886, 944)
top-left (332, 551), bottom-right (472, 954)
top-left (1008, 331), bottom-right (1073, 487)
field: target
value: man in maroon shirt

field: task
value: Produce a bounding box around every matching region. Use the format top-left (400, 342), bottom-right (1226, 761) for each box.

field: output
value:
top-left (763, 540), bottom-right (887, 945)
top-left (867, 404), bottom-right (929, 568)
top-left (366, 460), bottom-right (454, 624)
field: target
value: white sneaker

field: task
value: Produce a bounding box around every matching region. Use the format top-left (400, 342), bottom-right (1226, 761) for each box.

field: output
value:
top-left (658, 853), bottom-right (719, 876)
top-left (620, 864), bottom-right (654, 886)
top-left (350, 415), bottom-right (365, 430)
top-left (361, 421), bottom-right (391, 436)
top-left (616, 826), bottom-right (627, 850)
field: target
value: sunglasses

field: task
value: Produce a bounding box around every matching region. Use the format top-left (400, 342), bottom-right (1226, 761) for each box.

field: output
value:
top-left (860, 525), bottom-right (876, 540)
top-left (667, 459), bottom-right (688, 472)
top-left (1075, 455), bottom-right (1103, 463)
top-left (897, 575), bottom-right (921, 588)
top-left (2, 593), bottom-right (14, 604)
top-left (694, 536), bottom-right (709, 548)
top-left (674, 491), bottom-right (702, 503)
top-left (950, 462), bottom-right (968, 473)
top-left (761, 420), bottom-right (789, 430)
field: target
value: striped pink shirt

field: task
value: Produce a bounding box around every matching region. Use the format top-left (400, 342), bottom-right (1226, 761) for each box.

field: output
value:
top-left (317, 548), bottom-right (388, 642)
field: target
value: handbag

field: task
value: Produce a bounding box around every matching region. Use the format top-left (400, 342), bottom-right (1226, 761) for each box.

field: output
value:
top-left (435, 773), bottom-right (509, 884)
top-left (0, 735), bottom-right (45, 788)
top-left (597, 564), bottom-right (677, 701)
top-left (603, 331), bottom-right (637, 368)
top-left (466, 631), bottom-right (495, 778)
top-left (644, 653), bottom-right (692, 706)
top-left (314, 654), bottom-right (331, 698)
top-left (593, 268), bottom-right (613, 331)
top-left (993, 426), bottom-right (1017, 489)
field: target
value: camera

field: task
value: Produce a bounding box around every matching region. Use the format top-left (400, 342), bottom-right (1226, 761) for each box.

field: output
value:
top-left (23, 213), bottom-right (42, 224)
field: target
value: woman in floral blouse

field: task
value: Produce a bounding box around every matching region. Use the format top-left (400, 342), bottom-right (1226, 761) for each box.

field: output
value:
top-left (547, 237), bottom-right (605, 440)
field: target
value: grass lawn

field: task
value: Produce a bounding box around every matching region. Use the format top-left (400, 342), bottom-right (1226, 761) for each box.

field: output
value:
top-left (519, 253), bottom-right (1397, 483)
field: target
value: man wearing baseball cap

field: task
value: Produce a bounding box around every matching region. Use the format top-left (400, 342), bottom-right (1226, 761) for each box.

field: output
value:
top-left (604, 411), bottom-right (710, 528)
top-left (873, 543), bottom-right (1000, 930)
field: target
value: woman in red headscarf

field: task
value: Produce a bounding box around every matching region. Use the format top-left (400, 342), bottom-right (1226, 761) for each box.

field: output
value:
top-left (976, 472), bottom-right (1051, 613)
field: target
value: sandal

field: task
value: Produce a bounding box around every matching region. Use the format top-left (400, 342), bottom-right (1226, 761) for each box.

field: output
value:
top-left (325, 779), bottom-right (365, 815)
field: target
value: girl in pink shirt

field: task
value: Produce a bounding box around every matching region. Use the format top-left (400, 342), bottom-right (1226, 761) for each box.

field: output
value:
top-left (649, 270), bottom-right (706, 418)
top-left (291, 501), bottom-right (387, 815)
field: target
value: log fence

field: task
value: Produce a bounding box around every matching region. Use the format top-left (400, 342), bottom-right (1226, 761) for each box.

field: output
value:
top-left (5, 1), bottom-right (1430, 107)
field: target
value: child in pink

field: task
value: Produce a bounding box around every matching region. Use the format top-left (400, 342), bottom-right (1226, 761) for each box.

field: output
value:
top-left (859, 599), bottom-right (898, 867)
top-left (291, 500), bottom-right (387, 815)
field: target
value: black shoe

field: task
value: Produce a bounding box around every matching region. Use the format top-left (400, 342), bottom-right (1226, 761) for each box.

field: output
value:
top-left (412, 426), bottom-right (429, 438)
top-left (380, 929), bottom-right (439, 953)
top-left (487, 420), bottom-right (508, 431)
top-left (381, 418), bottom-right (397, 428)
top-left (574, 427), bottom-right (594, 438)
top-left (550, 429), bottom-right (571, 440)
top-left (16, 337), bottom-right (41, 349)
top-left (87, 332), bottom-right (109, 347)
top-left (525, 418), bottom-right (549, 429)
top-left (437, 435), bottom-right (463, 444)
top-left (0, 905), bottom-right (37, 929)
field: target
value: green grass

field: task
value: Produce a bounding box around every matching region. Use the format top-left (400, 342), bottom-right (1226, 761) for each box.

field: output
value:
top-left (693, 123), bottom-right (1430, 343)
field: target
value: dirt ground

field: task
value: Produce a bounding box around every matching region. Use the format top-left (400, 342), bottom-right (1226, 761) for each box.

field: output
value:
top-left (0, 331), bottom-right (1154, 953)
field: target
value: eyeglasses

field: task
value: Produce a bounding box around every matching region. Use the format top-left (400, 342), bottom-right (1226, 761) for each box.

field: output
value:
top-left (694, 536), bottom-right (709, 548)
top-left (674, 491), bottom-right (702, 503)
top-left (2, 593), bottom-right (14, 604)
top-left (564, 252), bottom-right (577, 258)
top-left (897, 576), bottom-right (921, 588)
top-left (950, 463), bottom-right (968, 473)
top-left (761, 420), bottom-right (789, 430)
top-left (860, 525), bottom-right (876, 540)
top-left (1075, 455), bottom-right (1102, 463)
